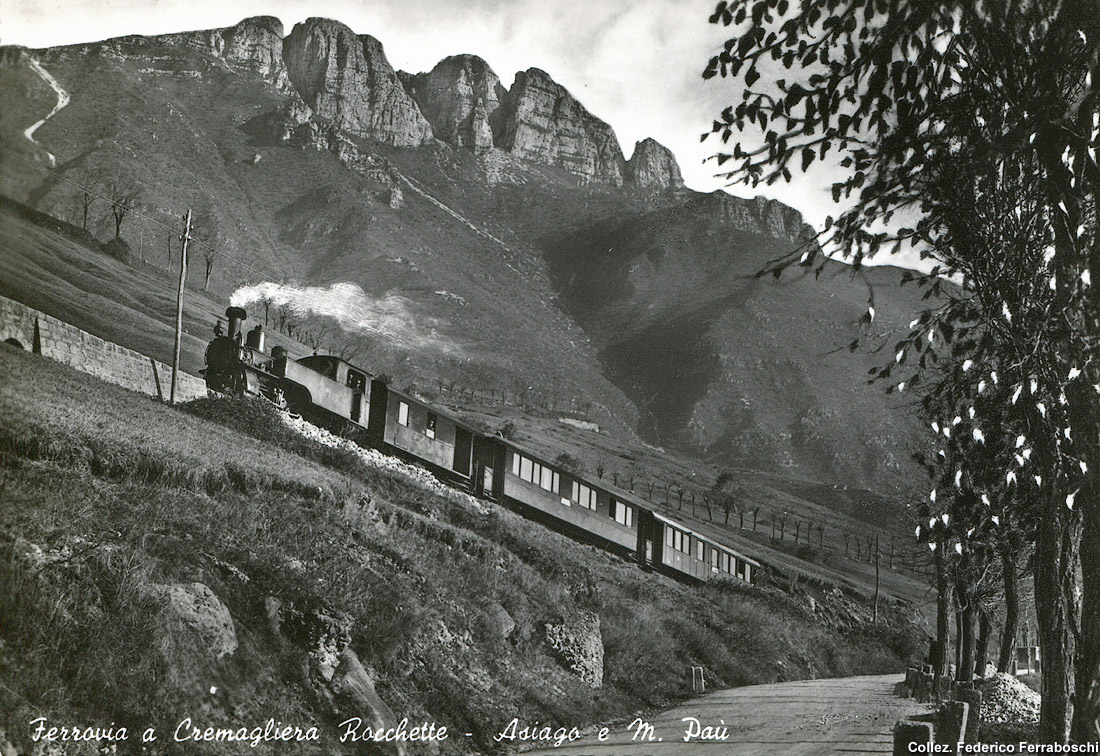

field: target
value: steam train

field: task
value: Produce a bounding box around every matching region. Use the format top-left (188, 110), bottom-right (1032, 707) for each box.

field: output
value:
top-left (204, 306), bottom-right (760, 585)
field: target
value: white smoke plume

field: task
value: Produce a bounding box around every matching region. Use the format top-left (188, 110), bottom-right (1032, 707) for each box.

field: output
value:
top-left (230, 281), bottom-right (460, 356)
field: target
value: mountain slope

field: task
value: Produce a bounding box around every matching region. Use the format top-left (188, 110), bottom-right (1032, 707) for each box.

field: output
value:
top-left (546, 192), bottom-right (927, 491)
top-left (0, 16), bottom-right (928, 496)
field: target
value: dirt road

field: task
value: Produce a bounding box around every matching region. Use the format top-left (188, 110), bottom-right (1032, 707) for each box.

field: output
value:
top-left (521, 674), bottom-right (929, 756)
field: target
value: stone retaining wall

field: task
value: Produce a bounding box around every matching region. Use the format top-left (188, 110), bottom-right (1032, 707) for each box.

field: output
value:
top-left (0, 295), bottom-right (207, 401)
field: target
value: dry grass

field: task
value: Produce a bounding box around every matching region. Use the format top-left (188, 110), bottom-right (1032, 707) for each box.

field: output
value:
top-left (0, 346), bottom-right (925, 754)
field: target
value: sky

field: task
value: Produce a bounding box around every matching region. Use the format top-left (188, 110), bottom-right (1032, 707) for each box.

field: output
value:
top-left (1, 0), bottom-right (872, 260)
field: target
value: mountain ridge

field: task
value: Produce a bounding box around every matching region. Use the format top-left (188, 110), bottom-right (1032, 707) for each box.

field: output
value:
top-left (0, 14), bottom-right (925, 496)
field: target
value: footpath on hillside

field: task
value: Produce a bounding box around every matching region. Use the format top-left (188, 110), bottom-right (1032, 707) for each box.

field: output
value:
top-left (523, 674), bottom-right (929, 756)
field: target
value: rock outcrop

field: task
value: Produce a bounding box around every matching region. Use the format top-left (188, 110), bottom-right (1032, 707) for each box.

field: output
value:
top-left (712, 191), bottom-right (816, 244)
top-left (404, 55), bottom-right (505, 153)
top-left (220, 16), bottom-right (288, 83)
top-left (626, 137), bottom-right (684, 194)
top-left (496, 68), bottom-right (626, 185)
top-left (148, 582), bottom-right (238, 659)
top-left (545, 610), bottom-right (603, 688)
top-left (283, 18), bottom-right (434, 147)
top-left (140, 17), bottom-right (289, 87)
top-left (268, 598), bottom-right (405, 754)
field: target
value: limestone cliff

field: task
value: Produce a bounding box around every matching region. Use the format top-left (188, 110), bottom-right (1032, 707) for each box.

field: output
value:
top-left (403, 55), bottom-right (505, 153)
top-left (626, 137), bottom-right (684, 194)
top-left (496, 68), bottom-right (626, 185)
top-left (713, 192), bottom-right (816, 244)
top-left (137, 16), bottom-right (289, 87)
top-left (282, 18), bottom-right (434, 147)
top-left (220, 16), bottom-right (287, 83)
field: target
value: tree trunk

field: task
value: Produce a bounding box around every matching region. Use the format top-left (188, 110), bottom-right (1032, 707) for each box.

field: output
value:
top-left (1071, 372), bottom-right (1100, 744)
top-left (1074, 496), bottom-right (1100, 743)
top-left (956, 554), bottom-right (975, 683)
top-left (998, 550), bottom-right (1019, 673)
top-left (976, 609), bottom-right (992, 679)
top-left (959, 605), bottom-right (975, 682)
top-left (933, 544), bottom-right (950, 689)
top-left (954, 608), bottom-right (964, 676)
top-left (1034, 491), bottom-right (1079, 744)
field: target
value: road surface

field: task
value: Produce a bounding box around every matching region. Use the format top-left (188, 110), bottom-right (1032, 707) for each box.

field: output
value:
top-left (521, 674), bottom-right (930, 756)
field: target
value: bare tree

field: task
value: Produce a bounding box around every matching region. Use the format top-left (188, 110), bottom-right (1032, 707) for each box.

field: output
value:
top-left (299, 321), bottom-right (330, 353)
top-left (259, 295), bottom-right (274, 326)
top-left (276, 302), bottom-right (295, 335)
top-left (334, 336), bottom-right (362, 364)
top-left (105, 176), bottom-right (140, 239)
top-left (75, 172), bottom-right (102, 231)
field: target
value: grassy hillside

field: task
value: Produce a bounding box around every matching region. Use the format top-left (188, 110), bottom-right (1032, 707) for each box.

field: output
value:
top-left (0, 38), bottom-right (642, 433)
top-left (0, 28), bottom-right (936, 498)
top-left (0, 198), bottom-right (934, 611)
top-left (0, 345), bottom-right (925, 754)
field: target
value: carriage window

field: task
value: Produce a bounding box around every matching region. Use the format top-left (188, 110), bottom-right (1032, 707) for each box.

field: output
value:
top-left (710, 549), bottom-right (719, 569)
top-left (540, 466), bottom-right (553, 491)
top-left (613, 500), bottom-right (633, 528)
top-left (572, 482), bottom-right (597, 510)
top-left (696, 540), bottom-right (704, 560)
top-left (398, 401), bottom-right (409, 426)
top-left (512, 453), bottom-right (521, 476)
top-left (520, 456), bottom-right (533, 482)
top-left (426, 413), bottom-right (436, 439)
top-left (347, 369), bottom-right (366, 392)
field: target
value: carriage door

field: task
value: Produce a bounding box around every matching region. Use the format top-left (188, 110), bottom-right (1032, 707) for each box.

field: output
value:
top-left (347, 369), bottom-right (366, 423)
top-left (637, 510), bottom-right (658, 567)
top-left (453, 427), bottom-right (473, 477)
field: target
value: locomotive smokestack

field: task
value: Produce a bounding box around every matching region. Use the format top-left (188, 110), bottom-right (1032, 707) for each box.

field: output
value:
top-left (226, 307), bottom-right (246, 339)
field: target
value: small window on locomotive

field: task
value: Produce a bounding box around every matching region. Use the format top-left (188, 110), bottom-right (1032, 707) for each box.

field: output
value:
top-left (347, 369), bottom-right (366, 392)
top-left (398, 401), bottom-right (410, 426)
top-left (426, 413), bottom-right (437, 439)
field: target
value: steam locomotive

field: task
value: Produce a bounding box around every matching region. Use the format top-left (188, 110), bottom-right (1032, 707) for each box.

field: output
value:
top-left (204, 307), bottom-right (760, 585)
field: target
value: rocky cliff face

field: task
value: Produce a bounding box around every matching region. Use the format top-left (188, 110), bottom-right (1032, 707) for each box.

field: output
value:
top-left (712, 192), bottom-right (816, 244)
top-left (403, 55), bottom-right (505, 153)
top-left (133, 17), bottom-right (289, 88)
top-left (626, 138), bottom-right (684, 194)
top-left (282, 18), bottom-right (434, 147)
top-left (496, 68), bottom-right (627, 185)
top-left (220, 16), bottom-right (287, 84)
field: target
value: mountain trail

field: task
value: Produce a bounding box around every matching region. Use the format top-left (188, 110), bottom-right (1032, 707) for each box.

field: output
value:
top-left (22, 57), bottom-right (69, 167)
top-left (392, 171), bottom-right (520, 272)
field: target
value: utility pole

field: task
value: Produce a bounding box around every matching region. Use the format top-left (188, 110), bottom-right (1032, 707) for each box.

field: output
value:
top-left (170, 209), bottom-right (192, 405)
top-left (873, 534), bottom-right (881, 624)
